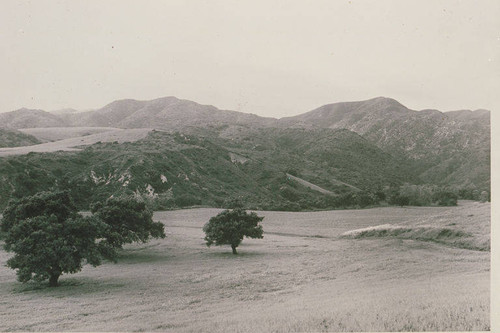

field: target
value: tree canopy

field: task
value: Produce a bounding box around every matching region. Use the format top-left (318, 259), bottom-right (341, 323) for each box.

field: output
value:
top-left (203, 208), bottom-right (263, 254)
top-left (1, 191), bottom-right (115, 286)
top-left (91, 197), bottom-right (166, 248)
top-left (1, 192), bottom-right (166, 287)
top-left (1, 190), bottom-right (77, 234)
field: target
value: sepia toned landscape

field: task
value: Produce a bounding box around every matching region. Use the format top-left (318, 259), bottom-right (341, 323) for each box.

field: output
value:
top-left (0, 94), bottom-right (492, 332)
top-left (0, 1), bottom-right (496, 332)
top-left (0, 201), bottom-right (490, 332)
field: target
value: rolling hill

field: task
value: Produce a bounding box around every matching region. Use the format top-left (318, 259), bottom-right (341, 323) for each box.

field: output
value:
top-left (214, 127), bottom-right (420, 189)
top-left (0, 128), bottom-right (41, 148)
top-left (280, 97), bottom-right (490, 189)
top-left (17, 127), bottom-right (119, 143)
top-left (0, 128), bottom-right (152, 157)
top-left (280, 97), bottom-right (489, 160)
top-left (0, 108), bottom-right (68, 128)
top-left (60, 97), bottom-right (277, 130)
top-left (0, 96), bottom-right (490, 199)
top-left (0, 129), bottom-right (418, 210)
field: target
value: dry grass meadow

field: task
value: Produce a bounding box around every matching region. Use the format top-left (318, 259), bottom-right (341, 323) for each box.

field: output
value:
top-left (0, 128), bottom-right (151, 157)
top-left (0, 201), bottom-right (490, 332)
top-left (18, 127), bottom-right (120, 143)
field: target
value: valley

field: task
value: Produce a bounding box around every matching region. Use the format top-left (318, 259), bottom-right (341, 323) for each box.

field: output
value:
top-left (0, 201), bottom-right (489, 332)
top-left (0, 96), bottom-right (490, 214)
top-left (0, 96), bottom-right (490, 192)
top-left (0, 128), bottom-right (152, 157)
top-left (0, 95), bottom-right (491, 332)
top-left (1, 2), bottom-right (495, 332)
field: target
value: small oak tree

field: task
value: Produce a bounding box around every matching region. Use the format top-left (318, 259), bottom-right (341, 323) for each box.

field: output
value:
top-left (1, 191), bottom-right (115, 287)
top-left (203, 208), bottom-right (263, 254)
top-left (432, 191), bottom-right (458, 206)
top-left (91, 197), bottom-right (166, 249)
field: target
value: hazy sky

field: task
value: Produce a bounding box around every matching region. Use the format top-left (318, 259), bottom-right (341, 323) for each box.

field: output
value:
top-left (1, 0), bottom-right (499, 118)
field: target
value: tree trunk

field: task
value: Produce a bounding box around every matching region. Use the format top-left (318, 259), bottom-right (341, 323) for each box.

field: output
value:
top-left (49, 272), bottom-right (60, 287)
top-left (231, 245), bottom-right (238, 255)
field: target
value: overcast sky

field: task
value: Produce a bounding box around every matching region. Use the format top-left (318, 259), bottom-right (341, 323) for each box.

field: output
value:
top-left (1, 0), bottom-right (499, 118)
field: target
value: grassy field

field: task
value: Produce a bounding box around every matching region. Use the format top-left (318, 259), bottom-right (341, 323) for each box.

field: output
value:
top-left (18, 127), bottom-right (120, 142)
top-left (0, 201), bottom-right (490, 332)
top-left (0, 128), bottom-right (152, 157)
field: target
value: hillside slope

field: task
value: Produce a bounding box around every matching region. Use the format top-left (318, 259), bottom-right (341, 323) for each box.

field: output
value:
top-left (0, 129), bottom-right (415, 210)
top-left (280, 97), bottom-right (489, 160)
top-left (1, 96), bottom-right (490, 191)
top-left (217, 127), bottom-right (420, 190)
top-left (0, 128), bottom-right (152, 157)
top-left (0, 128), bottom-right (41, 148)
top-left (280, 97), bottom-right (490, 189)
top-left (18, 127), bottom-right (119, 142)
top-left (0, 108), bottom-right (68, 128)
top-left (62, 97), bottom-right (277, 130)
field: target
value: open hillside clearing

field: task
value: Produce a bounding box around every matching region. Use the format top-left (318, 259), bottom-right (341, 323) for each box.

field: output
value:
top-left (286, 173), bottom-right (362, 194)
top-left (17, 127), bottom-right (120, 143)
top-left (285, 173), bottom-right (335, 194)
top-left (0, 128), bottom-right (152, 157)
top-left (0, 201), bottom-right (490, 332)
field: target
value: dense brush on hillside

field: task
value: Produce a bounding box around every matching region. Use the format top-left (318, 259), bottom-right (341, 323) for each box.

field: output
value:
top-left (0, 129), bottom-right (484, 211)
top-left (281, 97), bottom-right (490, 190)
top-left (0, 96), bottom-right (490, 209)
top-left (0, 129), bottom-right (40, 148)
top-left (210, 127), bottom-right (420, 188)
top-left (0, 132), bottom-right (321, 210)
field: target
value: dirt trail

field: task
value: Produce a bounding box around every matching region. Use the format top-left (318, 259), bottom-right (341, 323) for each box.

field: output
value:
top-left (286, 173), bottom-right (361, 194)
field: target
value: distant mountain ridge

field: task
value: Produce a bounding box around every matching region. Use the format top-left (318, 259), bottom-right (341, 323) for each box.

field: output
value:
top-left (1, 96), bottom-right (489, 133)
top-left (280, 97), bottom-right (490, 189)
top-left (57, 96), bottom-right (278, 130)
top-left (0, 108), bottom-right (68, 128)
top-left (0, 96), bottom-right (490, 190)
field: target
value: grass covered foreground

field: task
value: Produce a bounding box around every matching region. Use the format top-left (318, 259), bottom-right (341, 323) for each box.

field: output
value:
top-left (0, 201), bottom-right (490, 332)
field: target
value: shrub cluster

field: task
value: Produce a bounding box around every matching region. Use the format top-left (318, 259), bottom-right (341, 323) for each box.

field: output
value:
top-left (1, 191), bottom-right (165, 287)
top-left (257, 191), bottom-right (380, 211)
top-left (385, 184), bottom-right (460, 207)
